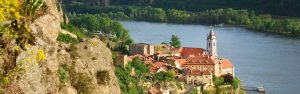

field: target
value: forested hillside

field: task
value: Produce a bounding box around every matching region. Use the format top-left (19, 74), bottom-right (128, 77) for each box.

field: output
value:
top-left (62, 0), bottom-right (300, 17)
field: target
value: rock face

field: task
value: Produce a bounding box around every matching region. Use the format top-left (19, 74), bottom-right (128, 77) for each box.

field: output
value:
top-left (2, 0), bottom-right (121, 94)
top-left (71, 38), bottom-right (121, 94)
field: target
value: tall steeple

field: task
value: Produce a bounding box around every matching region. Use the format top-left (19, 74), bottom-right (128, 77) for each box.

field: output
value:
top-left (207, 28), bottom-right (217, 57)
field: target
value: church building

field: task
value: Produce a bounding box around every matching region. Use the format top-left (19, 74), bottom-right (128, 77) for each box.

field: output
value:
top-left (183, 29), bottom-right (234, 88)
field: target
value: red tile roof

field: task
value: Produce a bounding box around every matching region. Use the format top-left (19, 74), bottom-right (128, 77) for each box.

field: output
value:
top-left (187, 70), bottom-right (202, 76)
top-left (184, 55), bottom-right (215, 65)
top-left (203, 70), bottom-right (212, 75)
top-left (220, 59), bottom-right (233, 69)
top-left (150, 67), bottom-right (158, 73)
top-left (175, 59), bottom-right (187, 66)
top-left (150, 62), bottom-right (167, 73)
top-left (153, 62), bottom-right (165, 67)
top-left (181, 47), bottom-right (205, 57)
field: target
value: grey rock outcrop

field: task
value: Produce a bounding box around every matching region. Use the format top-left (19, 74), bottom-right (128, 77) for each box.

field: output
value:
top-left (73, 38), bottom-right (121, 94)
top-left (1, 0), bottom-right (121, 94)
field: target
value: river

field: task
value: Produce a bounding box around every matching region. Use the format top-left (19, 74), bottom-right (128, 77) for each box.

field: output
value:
top-left (120, 21), bottom-right (300, 94)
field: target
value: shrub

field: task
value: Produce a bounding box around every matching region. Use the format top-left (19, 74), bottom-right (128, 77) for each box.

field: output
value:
top-left (153, 71), bottom-right (176, 81)
top-left (222, 73), bottom-right (234, 84)
top-left (56, 33), bottom-right (79, 44)
top-left (71, 73), bottom-right (95, 94)
top-left (0, 77), bottom-right (10, 85)
top-left (91, 57), bottom-right (97, 60)
top-left (213, 75), bottom-right (224, 86)
top-left (67, 44), bottom-right (79, 59)
top-left (60, 22), bottom-right (87, 39)
top-left (58, 64), bottom-right (69, 83)
top-left (96, 70), bottom-right (110, 85)
top-left (187, 88), bottom-right (198, 94)
top-left (232, 78), bottom-right (239, 90)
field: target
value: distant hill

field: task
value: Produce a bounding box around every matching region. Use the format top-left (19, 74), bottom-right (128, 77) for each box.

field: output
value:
top-left (63, 0), bottom-right (300, 17)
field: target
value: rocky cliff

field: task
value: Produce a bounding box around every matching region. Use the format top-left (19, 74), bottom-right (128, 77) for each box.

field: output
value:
top-left (1, 0), bottom-right (121, 94)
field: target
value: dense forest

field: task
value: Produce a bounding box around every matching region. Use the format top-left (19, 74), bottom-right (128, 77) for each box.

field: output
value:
top-left (61, 0), bottom-right (300, 37)
top-left (63, 3), bottom-right (300, 37)
top-left (62, 0), bottom-right (300, 17)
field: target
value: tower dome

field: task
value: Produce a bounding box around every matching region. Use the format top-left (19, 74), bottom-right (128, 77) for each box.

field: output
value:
top-left (207, 29), bottom-right (216, 40)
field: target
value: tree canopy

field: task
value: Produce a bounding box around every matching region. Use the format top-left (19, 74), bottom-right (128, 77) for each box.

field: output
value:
top-left (68, 14), bottom-right (133, 49)
top-left (170, 35), bottom-right (181, 48)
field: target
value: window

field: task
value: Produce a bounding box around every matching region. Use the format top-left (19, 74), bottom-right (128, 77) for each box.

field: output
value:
top-left (208, 43), bottom-right (211, 47)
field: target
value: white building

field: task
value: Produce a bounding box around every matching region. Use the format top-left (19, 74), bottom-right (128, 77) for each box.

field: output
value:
top-left (220, 59), bottom-right (234, 76)
top-left (207, 29), bottom-right (217, 57)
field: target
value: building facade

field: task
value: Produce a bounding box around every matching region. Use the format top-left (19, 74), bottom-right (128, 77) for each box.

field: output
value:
top-left (129, 43), bottom-right (155, 56)
top-left (186, 70), bottom-right (213, 88)
top-left (115, 55), bottom-right (128, 67)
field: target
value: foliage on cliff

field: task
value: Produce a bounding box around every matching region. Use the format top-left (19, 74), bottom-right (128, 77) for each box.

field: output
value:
top-left (115, 57), bottom-right (178, 94)
top-left (115, 57), bottom-right (147, 94)
top-left (67, 13), bottom-right (133, 54)
top-left (56, 33), bottom-right (79, 44)
top-left (0, 0), bottom-right (46, 92)
top-left (0, 0), bottom-right (46, 64)
top-left (0, 0), bottom-right (123, 93)
top-left (0, 0), bottom-right (32, 49)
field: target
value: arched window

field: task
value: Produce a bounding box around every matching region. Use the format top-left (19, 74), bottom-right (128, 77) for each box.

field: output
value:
top-left (208, 43), bottom-right (211, 47)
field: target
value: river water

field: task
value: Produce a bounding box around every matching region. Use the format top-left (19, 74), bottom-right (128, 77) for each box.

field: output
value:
top-left (120, 21), bottom-right (300, 94)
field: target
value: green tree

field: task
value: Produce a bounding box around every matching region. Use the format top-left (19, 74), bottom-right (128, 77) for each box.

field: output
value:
top-left (130, 57), bottom-right (149, 74)
top-left (232, 78), bottom-right (239, 90)
top-left (187, 88), bottom-right (198, 94)
top-left (223, 73), bottom-right (234, 84)
top-left (153, 71), bottom-right (176, 81)
top-left (170, 34), bottom-right (181, 48)
top-left (213, 75), bottom-right (224, 86)
top-left (68, 14), bottom-right (133, 50)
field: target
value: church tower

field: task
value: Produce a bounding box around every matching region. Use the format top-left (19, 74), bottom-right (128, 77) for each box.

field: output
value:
top-left (207, 29), bottom-right (217, 57)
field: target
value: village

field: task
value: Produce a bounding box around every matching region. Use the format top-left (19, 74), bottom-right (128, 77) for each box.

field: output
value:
top-left (115, 29), bottom-right (236, 94)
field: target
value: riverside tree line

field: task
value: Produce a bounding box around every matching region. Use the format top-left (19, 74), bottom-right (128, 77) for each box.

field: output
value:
top-left (64, 4), bottom-right (300, 37)
top-left (62, 0), bottom-right (300, 17)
